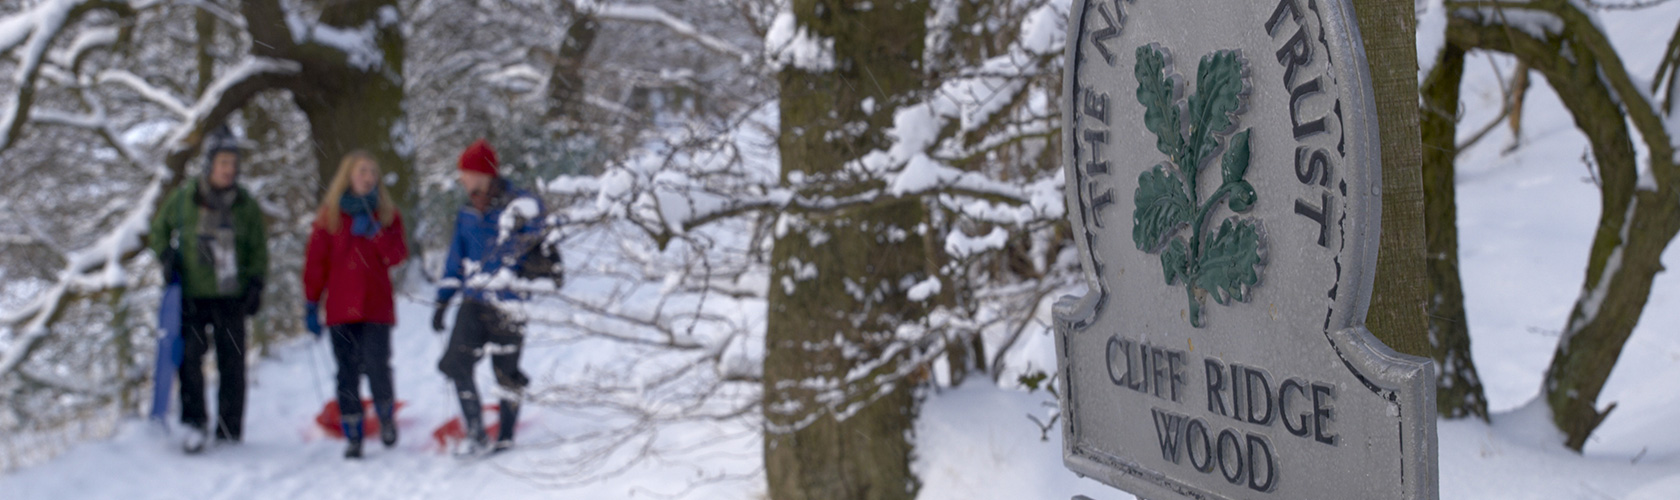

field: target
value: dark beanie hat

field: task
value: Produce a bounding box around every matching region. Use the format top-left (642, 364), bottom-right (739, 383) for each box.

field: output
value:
top-left (203, 125), bottom-right (241, 164)
top-left (458, 139), bottom-right (499, 177)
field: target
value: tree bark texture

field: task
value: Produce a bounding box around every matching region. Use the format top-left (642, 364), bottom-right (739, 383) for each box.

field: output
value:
top-left (1419, 42), bottom-right (1490, 420)
top-left (238, 0), bottom-right (411, 213)
top-left (1445, 0), bottom-right (1680, 451)
top-left (763, 0), bottom-right (930, 499)
top-left (1350, 0), bottom-right (1432, 359)
top-left (547, 8), bottom-right (598, 124)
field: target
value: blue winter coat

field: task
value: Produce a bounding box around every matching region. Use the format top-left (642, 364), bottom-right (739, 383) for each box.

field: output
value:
top-left (437, 179), bottom-right (546, 304)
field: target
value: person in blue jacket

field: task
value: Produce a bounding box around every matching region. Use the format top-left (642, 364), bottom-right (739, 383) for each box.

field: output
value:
top-left (431, 138), bottom-right (546, 455)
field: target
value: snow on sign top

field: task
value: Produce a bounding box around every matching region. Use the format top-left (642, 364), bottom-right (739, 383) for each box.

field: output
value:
top-left (1051, 1), bottom-right (1439, 499)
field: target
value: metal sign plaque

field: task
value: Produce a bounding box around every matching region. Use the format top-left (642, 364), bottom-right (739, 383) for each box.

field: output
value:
top-left (1053, 1), bottom-right (1438, 499)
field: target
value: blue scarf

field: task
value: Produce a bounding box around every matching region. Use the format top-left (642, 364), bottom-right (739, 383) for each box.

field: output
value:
top-left (340, 191), bottom-right (381, 237)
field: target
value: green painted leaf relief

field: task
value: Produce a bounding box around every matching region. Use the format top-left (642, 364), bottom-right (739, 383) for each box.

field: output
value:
top-left (1187, 51), bottom-right (1247, 168)
top-left (1130, 44), bottom-right (1266, 328)
top-left (1134, 45), bottom-right (1183, 159)
top-left (1195, 219), bottom-right (1264, 306)
top-left (1227, 180), bottom-right (1257, 213)
top-left (1221, 129), bottom-right (1251, 185)
top-left (1132, 164), bottom-right (1192, 252)
top-left (1161, 239), bottom-right (1188, 286)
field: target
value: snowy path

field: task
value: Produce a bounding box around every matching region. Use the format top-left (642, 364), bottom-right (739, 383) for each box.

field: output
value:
top-left (0, 300), bottom-right (760, 499)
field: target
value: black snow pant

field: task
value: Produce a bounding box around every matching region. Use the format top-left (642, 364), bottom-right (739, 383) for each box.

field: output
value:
top-left (178, 297), bottom-right (247, 441)
top-left (437, 300), bottom-right (528, 442)
top-left (329, 323), bottom-right (395, 425)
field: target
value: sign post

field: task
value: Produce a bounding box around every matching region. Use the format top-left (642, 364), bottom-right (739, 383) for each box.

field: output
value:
top-left (1053, 0), bottom-right (1438, 498)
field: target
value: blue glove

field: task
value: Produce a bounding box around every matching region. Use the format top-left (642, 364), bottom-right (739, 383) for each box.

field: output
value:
top-left (350, 213), bottom-right (380, 238)
top-left (305, 302), bottom-right (323, 338)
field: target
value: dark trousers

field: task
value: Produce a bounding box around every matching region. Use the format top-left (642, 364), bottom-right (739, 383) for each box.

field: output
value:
top-left (438, 300), bottom-right (527, 440)
top-left (329, 323), bottom-right (395, 421)
top-left (178, 298), bottom-right (246, 440)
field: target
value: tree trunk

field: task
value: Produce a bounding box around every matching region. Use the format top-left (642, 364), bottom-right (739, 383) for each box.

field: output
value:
top-left (1445, 1), bottom-right (1680, 451)
top-left (547, 8), bottom-right (597, 124)
top-left (196, 7), bottom-right (215, 96)
top-left (240, 0), bottom-right (412, 211)
top-left (762, 1), bottom-right (929, 499)
top-left (291, 73), bottom-right (409, 204)
top-left (1350, 0), bottom-right (1431, 359)
top-left (1419, 41), bottom-right (1490, 420)
top-left (296, 4), bottom-right (409, 209)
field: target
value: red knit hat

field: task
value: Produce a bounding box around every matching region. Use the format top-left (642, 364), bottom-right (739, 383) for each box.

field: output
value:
top-left (458, 139), bottom-right (499, 177)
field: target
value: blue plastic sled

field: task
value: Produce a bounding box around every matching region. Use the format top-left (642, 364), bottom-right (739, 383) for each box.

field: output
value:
top-left (149, 283), bottom-right (184, 424)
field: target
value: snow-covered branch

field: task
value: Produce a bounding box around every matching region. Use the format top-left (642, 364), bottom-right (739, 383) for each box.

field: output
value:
top-left (596, 4), bottom-right (754, 63)
top-left (175, 0), bottom-right (245, 30)
top-left (47, 26), bottom-right (120, 72)
top-left (30, 108), bottom-right (107, 130)
top-left (0, 0), bottom-right (140, 152)
top-left (0, 179), bottom-right (164, 380)
top-left (283, 5), bottom-right (396, 72)
top-left (502, 216), bottom-right (763, 488)
top-left (161, 56), bottom-right (301, 157)
top-left (0, 22), bottom-right (297, 385)
top-left (97, 70), bottom-right (192, 119)
top-left (1, 0), bottom-right (82, 152)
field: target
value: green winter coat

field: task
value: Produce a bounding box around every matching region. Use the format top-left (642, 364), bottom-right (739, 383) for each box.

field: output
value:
top-left (149, 181), bottom-right (269, 299)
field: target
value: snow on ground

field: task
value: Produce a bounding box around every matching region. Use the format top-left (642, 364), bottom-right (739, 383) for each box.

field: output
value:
top-left (1439, 401), bottom-right (1680, 500)
top-left (0, 300), bottom-right (762, 500)
top-left (1451, 0), bottom-right (1680, 463)
top-left (915, 381), bottom-right (1115, 500)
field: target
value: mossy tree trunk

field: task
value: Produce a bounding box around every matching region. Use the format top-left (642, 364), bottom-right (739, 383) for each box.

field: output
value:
top-left (546, 6), bottom-right (597, 125)
top-left (242, 0), bottom-right (412, 212)
top-left (1419, 41), bottom-right (1491, 421)
top-left (1444, 0), bottom-right (1680, 451)
top-left (1350, 0), bottom-right (1432, 359)
top-left (762, 0), bottom-right (930, 499)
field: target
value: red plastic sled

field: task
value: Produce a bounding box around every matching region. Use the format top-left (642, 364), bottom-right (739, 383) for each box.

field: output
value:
top-left (430, 405), bottom-right (509, 450)
top-left (315, 400), bottom-right (406, 439)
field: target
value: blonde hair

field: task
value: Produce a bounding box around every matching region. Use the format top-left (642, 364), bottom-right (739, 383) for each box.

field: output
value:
top-left (317, 150), bottom-right (398, 233)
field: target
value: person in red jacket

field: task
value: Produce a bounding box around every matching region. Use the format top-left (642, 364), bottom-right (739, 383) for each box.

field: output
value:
top-left (302, 150), bottom-right (408, 459)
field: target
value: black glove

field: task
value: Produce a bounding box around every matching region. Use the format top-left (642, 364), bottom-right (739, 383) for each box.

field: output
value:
top-left (431, 302), bottom-right (449, 334)
top-left (160, 247), bottom-right (182, 285)
top-left (242, 277), bottom-right (264, 317)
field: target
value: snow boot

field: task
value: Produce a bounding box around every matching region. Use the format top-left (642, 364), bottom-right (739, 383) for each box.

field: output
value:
top-left (492, 399), bottom-right (519, 453)
top-left (454, 413), bottom-right (489, 457)
top-left (342, 414), bottom-right (365, 459)
top-left (181, 424), bottom-right (209, 455)
top-left (214, 423), bottom-right (240, 444)
top-left (451, 385), bottom-right (489, 456)
top-left (375, 401), bottom-right (398, 447)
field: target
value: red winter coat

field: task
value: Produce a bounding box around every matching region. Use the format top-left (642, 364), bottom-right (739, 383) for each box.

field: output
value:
top-left (303, 211), bottom-right (408, 326)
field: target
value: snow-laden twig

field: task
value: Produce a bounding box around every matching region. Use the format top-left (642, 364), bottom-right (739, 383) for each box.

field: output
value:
top-left (0, 179), bottom-right (163, 379)
top-left (175, 0), bottom-right (246, 30)
top-left (30, 108), bottom-right (107, 130)
top-left (499, 215), bottom-right (764, 489)
top-left (97, 70), bottom-right (192, 119)
top-left (0, 0), bottom-right (86, 152)
top-left (48, 25), bottom-right (119, 71)
top-left (597, 4), bottom-right (754, 63)
top-left (161, 56), bottom-right (301, 152)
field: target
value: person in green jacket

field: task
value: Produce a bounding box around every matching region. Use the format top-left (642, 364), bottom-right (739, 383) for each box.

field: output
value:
top-left (149, 125), bottom-right (268, 454)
